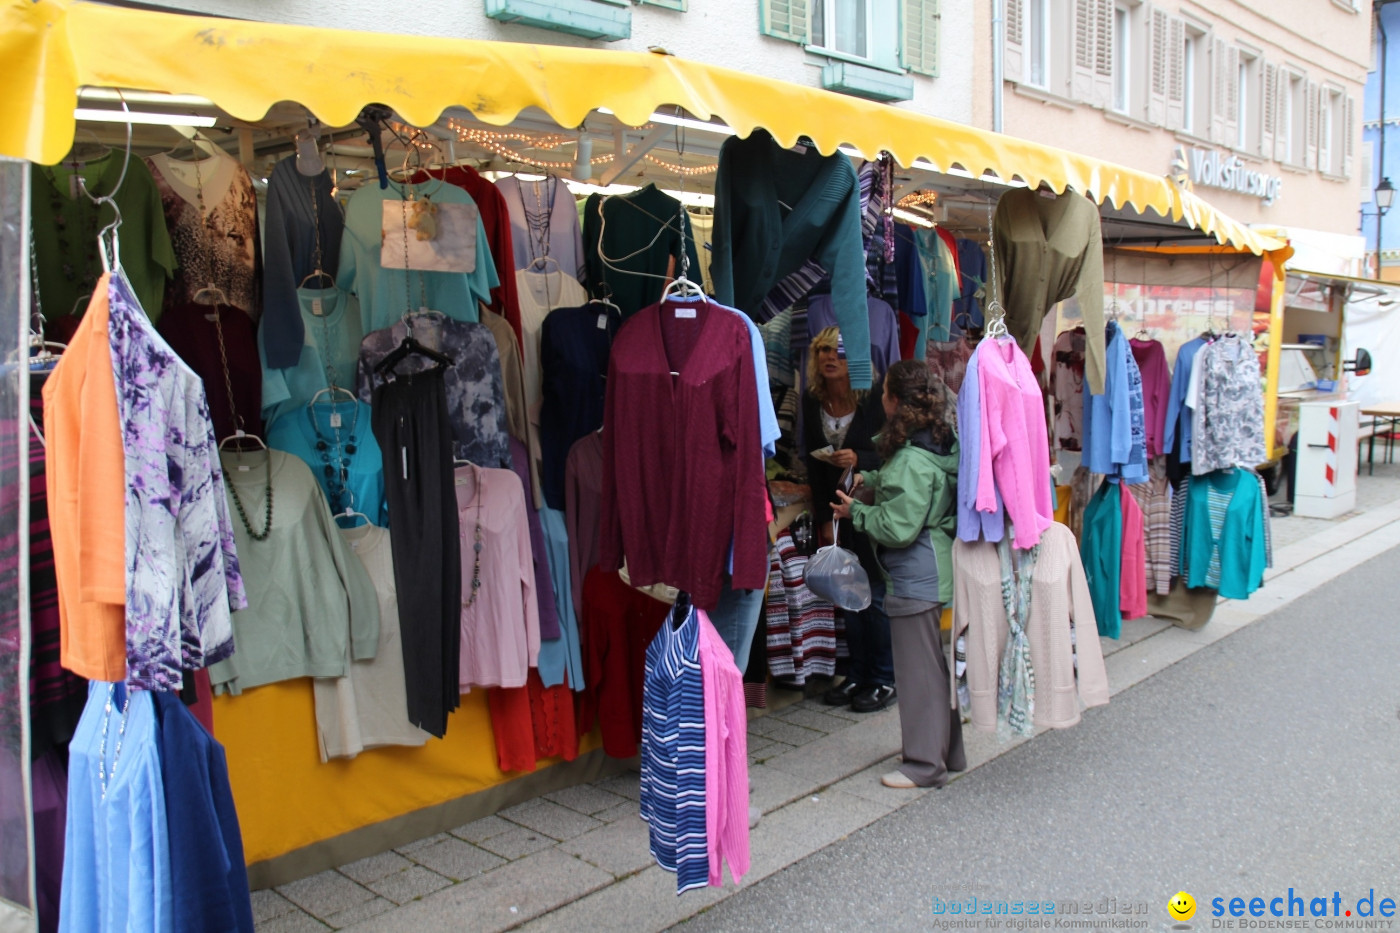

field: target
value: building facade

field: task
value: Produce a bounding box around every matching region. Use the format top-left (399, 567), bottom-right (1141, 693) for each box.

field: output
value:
top-left (1362, 0), bottom-right (1400, 279)
top-left (138, 0), bottom-right (977, 126)
top-left (997, 0), bottom-right (1371, 267)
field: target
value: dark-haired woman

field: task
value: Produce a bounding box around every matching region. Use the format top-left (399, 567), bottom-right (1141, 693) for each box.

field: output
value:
top-left (832, 359), bottom-right (965, 789)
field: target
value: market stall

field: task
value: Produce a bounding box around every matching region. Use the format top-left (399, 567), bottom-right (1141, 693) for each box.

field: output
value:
top-left (0, 1), bottom-right (1294, 928)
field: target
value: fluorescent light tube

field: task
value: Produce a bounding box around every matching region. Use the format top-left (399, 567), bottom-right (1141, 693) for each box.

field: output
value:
top-left (78, 89), bottom-right (215, 108)
top-left (595, 107), bottom-right (736, 136)
top-left (74, 108), bottom-right (218, 127)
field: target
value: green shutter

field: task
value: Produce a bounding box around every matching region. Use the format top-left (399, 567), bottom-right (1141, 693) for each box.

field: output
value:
top-left (639, 0), bottom-right (687, 11)
top-left (761, 0), bottom-right (809, 45)
top-left (900, 0), bottom-right (940, 76)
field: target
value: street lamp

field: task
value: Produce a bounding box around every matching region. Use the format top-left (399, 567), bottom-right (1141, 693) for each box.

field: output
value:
top-left (1377, 177), bottom-right (1395, 280)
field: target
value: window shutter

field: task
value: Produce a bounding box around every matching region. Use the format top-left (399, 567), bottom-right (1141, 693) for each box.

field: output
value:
top-left (1344, 94), bottom-right (1356, 177)
top-left (1093, 0), bottom-right (1114, 108)
top-left (1148, 7), bottom-right (1168, 125)
top-left (1305, 80), bottom-right (1319, 170)
top-left (1166, 17), bottom-right (1184, 130)
top-left (1003, 0), bottom-right (1025, 84)
top-left (1072, 0), bottom-right (1096, 102)
top-left (1223, 46), bottom-right (1239, 146)
top-left (1260, 62), bottom-right (1276, 159)
top-left (761, 0), bottom-right (809, 44)
top-left (1211, 37), bottom-right (1227, 142)
top-left (901, 0), bottom-right (941, 76)
top-left (1275, 72), bottom-right (1291, 163)
top-left (639, 0), bottom-right (686, 10)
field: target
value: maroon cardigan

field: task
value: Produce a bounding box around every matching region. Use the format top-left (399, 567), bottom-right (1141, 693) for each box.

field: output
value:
top-left (598, 299), bottom-right (769, 609)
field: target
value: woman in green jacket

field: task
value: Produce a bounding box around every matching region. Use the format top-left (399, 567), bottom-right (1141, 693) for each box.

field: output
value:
top-left (832, 359), bottom-right (966, 789)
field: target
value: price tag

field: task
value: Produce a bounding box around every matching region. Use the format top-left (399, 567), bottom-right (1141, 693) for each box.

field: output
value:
top-left (597, 313), bottom-right (608, 330)
top-left (329, 412), bottom-right (342, 429)
top-left (311, 298), bottom-right (324, 316)
top-left (673, 307), bottom-right (697, 319)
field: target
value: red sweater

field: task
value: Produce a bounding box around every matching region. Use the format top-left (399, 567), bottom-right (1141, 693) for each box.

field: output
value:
top-left (412, 165), bottom-right (522, 350)
top-left (580, 568), bottom-right (670, 759)
top-left (599, 299), bottom-right (769, 609)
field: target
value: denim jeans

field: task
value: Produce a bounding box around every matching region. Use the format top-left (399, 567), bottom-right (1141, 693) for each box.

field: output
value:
top-left (708, 575), bottom-right (765, 670)
top-left (843, 580), bottom-right (894, 687)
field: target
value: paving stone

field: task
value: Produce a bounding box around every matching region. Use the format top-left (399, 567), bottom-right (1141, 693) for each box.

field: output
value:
top-left (745, 717), bottom-right (824, 746)
top-left (321, 897), bottom-right (395, 930)
top-left (500, 799), bottom-right (602, 841)
top-left (252, 889), bottom-right (299, 924)
top-left (556, 812), bottom-right (655, 877)
top-left (449, 815), bottom-right (514, 844)
top-left (748, 763), bottom-right (819, 814)
top-left (338, 851), bottom-right (412, 886)
top-left (771, 704), bottom-right (856, 735)
top-left (816, 701), bottom-right (867, 722)
top-left (366, 866), bottom-right (453, 905)
top-left (394, 832), bottom-right (450, 855)
top-left (338, 848), bottom-right (613, 933)
top-left (511, 865), bottom-right (728, 933)
top-left (590, 773), bottom-right (641, 802)
top-left (543, 783), bottom-right (629, 815)
top-left (256, 909), bottom-right (331, 933)
top-left (402, 837), bottom-right (505, 881)
top-left (593, 799), bottom-right (640, 823)
top-left (476, 825), bottom-right (557, 860)
top-left (762, 706), bottom-right (901, 787)
top-left (744, 736), bottom-right (777, 756)
top-left (276, 869), bottom-right (374, 919)
top-left (827, 758), bottom-right (933, 808)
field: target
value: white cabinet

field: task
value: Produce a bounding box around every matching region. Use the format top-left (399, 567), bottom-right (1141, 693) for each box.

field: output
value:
top-left (1294, 400), bottom-right (1359, 518)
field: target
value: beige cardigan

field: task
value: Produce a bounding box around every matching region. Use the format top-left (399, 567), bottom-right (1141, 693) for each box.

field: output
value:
top-left (952, 523), bottom-right (1109, 733)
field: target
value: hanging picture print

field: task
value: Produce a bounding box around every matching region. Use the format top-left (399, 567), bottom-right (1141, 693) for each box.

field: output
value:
top-left (381, 196), bottom-right (480, 273)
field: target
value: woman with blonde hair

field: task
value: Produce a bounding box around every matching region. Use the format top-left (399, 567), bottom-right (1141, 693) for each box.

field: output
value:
top-left (802, 327), bottom-right (893, 713)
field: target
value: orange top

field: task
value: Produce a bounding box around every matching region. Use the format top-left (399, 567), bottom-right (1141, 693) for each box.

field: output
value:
top-left (43, 274), bottom-right (127, 681)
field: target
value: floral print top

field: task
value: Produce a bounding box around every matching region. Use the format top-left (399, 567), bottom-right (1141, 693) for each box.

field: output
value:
top-left (107, 273), bottom-right (246, 690)
top-left (1190, 334), bottom-right (1266, 475)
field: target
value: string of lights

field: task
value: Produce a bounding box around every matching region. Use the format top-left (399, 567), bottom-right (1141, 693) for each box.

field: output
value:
top-left (444, 117), bottom-right (716, 176)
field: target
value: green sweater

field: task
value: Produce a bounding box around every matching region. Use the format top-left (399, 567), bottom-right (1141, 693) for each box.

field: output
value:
top-left (209, 451), bottom-right (379, 695)
top-left (850, 436), bottom-right (959, 606)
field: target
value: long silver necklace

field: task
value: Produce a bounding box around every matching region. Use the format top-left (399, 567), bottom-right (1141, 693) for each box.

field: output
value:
top-left (98, 683), bottom-right (133, 800)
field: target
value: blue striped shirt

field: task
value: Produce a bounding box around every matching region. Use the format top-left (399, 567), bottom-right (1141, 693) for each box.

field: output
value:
top-left (640, 605), bottom-right (709, 894)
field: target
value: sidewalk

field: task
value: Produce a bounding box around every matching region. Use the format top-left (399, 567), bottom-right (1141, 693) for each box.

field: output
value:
top-left (252, 465), bottom-right (1400, 933)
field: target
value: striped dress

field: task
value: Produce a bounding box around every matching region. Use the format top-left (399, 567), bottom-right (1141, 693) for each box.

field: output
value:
top-left (639, 605), bottom-right (709, 894)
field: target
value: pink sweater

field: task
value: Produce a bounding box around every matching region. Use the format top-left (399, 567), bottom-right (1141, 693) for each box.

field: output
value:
top-left (975, 338), bottom-right (1054, 549)
top-left (697, 611), bottom-right (749, 887)
top-left (456, 466), bottom-right (541, 690)
top-left (1118, 482), bottom-right (1147, 620)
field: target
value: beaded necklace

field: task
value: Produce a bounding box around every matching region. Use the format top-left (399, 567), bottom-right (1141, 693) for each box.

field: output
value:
top-left (227, 451), bottom-right (275, 541)
top-left (307, 402), bottom-right (359, 513)
top-left (98, 683), bottom-right (133, 800)
top-left (458, 465), bottom-right (484, 606)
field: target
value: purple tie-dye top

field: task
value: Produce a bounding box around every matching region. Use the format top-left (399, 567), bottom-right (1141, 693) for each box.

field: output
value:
top-left (106, 273), bottom-right (246, 691)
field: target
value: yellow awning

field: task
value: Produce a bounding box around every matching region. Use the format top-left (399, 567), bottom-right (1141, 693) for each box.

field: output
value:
top-left (3, 0), bottom-right (1290, 263)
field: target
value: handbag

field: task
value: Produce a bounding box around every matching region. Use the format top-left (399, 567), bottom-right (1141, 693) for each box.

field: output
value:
top-left (804, 518), bottom-right (872, 612)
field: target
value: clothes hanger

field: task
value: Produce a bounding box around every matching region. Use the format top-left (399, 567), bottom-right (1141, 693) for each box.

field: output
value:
top-left (218, 429), bottom-right (269, 455)
top-left (334, 504), bottom-right (372, 528)
top-left (374, 334), bottom-right (454, 374)
top-left (672, 590), bottom-right (692, 629)
top-left (308, 385), bottom-right (358, 407)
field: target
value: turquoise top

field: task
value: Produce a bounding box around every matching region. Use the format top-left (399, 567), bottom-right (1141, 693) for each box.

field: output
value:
top-left (267, 397), bottom-right (387, 527)
top-left (261, 286), bottom-right (364, 429)
top-left (1183, 468), bottom-right (1266, 600)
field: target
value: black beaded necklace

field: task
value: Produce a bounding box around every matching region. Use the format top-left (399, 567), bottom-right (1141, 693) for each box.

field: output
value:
top-left (306, 403), bottom-right (359, 514)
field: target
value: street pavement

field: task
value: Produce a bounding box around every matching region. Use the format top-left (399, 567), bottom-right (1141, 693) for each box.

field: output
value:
top-left (674, 545), bottom-right (1400, 933)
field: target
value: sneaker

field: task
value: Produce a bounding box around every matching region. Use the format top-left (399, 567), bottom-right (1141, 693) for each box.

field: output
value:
top-left (881, 770), bottom-right (919, 789)
top-left (851, 684), bottom-right (897, 713)
top-left (821, 679), bottom-right (862, 706)
top-left (748, 805), bottom-right (762, 828)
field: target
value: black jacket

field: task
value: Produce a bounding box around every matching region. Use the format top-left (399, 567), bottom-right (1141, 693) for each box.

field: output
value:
top-left (802, 387), bottom-right (886, 577)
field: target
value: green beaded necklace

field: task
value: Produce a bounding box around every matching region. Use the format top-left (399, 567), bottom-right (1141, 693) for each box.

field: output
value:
top-left (227, 451), bottom-right (274, 541)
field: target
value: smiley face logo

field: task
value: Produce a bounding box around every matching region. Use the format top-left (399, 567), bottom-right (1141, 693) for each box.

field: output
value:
top-left (1168, 891), bottom-right (1197, 921)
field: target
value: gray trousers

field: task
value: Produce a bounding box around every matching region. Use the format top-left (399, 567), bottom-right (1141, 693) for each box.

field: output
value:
top-left (890, 606), bottom-right (966, 788)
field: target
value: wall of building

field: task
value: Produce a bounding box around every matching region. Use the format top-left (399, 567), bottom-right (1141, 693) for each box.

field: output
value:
top-left (1000, 0), bottom-right (1370, 237)
top-left (139, 0), bottom-right (976, 128)
top-left (1360, 2), bottom-right (1400, 272)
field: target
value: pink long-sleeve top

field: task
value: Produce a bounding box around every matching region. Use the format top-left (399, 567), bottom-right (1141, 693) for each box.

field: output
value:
top-left (697, 610), bottom-right (750, 887)
top-left (457, 465), bottom-right (541, 690)
top-left (1129, 338), bottom-right (1171, 458)
top-left (1118, 481), bottom-right (1147, 620)
top-left (975, 337), bottom-right (1054, 549)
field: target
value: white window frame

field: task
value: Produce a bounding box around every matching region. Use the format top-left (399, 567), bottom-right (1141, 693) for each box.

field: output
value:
top-left (1236, 58), bottom-right (1248, 148)
top-left (806, 0), bottom-right (901, 71)
top-left (1282, 74), bottom-right (1295, 164)
top-left (812, 0), bottom-right (873, 59)
top-left (1182, 33), bottom-right (1196, 133)
top-left (1320, 89), bottom-right (1335, 174)
top-left (1112, 2), bottom-right (1131, 113)
top-left (1028, 0), bottom-right (1052, 89)
top-left (1288, 71), bottom-right (1305, 165)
